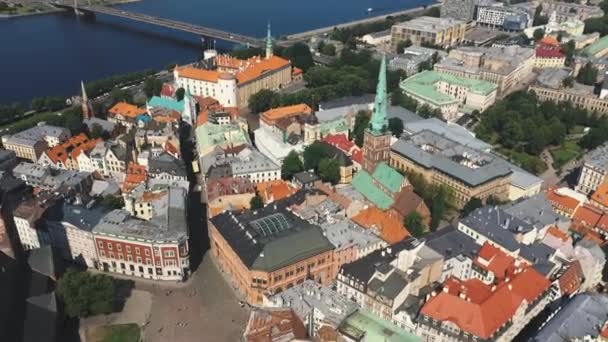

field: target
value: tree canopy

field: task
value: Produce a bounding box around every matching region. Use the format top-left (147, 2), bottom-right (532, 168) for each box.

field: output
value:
top-left (250, 194), bottom-right (264, 209)
top-left (248, 89), bottom-right (279, 114)
top-left (143, 77), bottom-right (163, 99)
top-left (352, 110), bottom-right (371, 147)
top-left (461, 197), bottom-right (483, 218)
top-left (303, 141), bottom-right (330, 170)
top-left (388, 117), bottom-right (404, 137)
top-left (175, 87), bottom-right (185, 101)
top-left (318, 158), bottom-right (340, 184)
top-left (281, 150), bottom-right (304, 180)
top-left (57, 269), bottom-right (116, 318)
top-left (577, 62), bottom-right (598, 86)
top-left (405, 211), bottom-right (426, 238)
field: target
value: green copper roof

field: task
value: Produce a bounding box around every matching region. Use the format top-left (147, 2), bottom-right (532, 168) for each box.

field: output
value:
top-left (372, 162), bottom-right (405, 194)
top-left (340, 310), bottom-right (420, 342)
top-left (352, 170), bottom-right (394, 210)
top-left (369, 55), bottom-right (389, 134)
top-left (149, 96), bottom-right (184, 113)
top-left (195, 122), bottom-right (250, 155)
top-left (400, 70), bottom-right (497, 106)
top-left (584, 35), bottom-right (608, 57)
top-left (319, 118), bottom-right (349, 135)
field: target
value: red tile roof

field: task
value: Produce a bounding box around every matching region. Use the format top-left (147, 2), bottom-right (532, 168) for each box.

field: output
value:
top-left (474, 243), bottom-right (518, 281)
top-left (43, 133), bottom-right (99, 165)
top-left (421, 267), bottom-right (550, 339)
top-left (591, 182), bottom-right (608, 208)
top-left (546, 188), bottom-right (580, 214)
top-left (123, 162), bottom-right (147, 192)
top-left (256, 180), bottom-right (298, 204)
top-left (353, 207), bottom-right (410, 244)
top-left (545, 226), bottom-right (570, 242)
top-left (573, 204), bottom-right (603, 227)
top-left (108, 102), bottom-right (147, 119)
top-left (206, 177), bottom-right (256, 202)
top-left (244, 308), bottom-right (307, 342)
top-left (536, 45), bottom-right (565, 59)
top-left (557, 261), bottom-right (583, 296)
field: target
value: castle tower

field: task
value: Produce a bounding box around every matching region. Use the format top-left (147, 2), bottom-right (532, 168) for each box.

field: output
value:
top-left (265, 21), bottom-right (273, 59)
top-left (81, 80), bottom-right (94, 119)
top-left (362, 55), bottom-right (391, 173)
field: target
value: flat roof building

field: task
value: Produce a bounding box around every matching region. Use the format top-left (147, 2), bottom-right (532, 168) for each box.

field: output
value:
top-left (400, 70), bottom-right (497, 121)
top-left (209, 199), bottom-right (335, 305)
top-left (390, 130), bottom-right (512, 207)
top-left (391, 16), bottom-right (467, 51)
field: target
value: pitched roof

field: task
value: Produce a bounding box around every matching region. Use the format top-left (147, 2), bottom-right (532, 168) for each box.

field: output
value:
top-left (256, 180), bottom-right (298, 204)
top-left (591, 182), bottom-right (608, 208)
top-left (123, 162), bottom-right (147, 192)
top-left (372, 162), bottom-right (406, 194)
top-left (108, 102), bottom-right (147, 119)
top-left (536, 45), bottom-right (565, 59)
top-left (43, 133), bottom-right (98, 164)
top-left (352, 207), bottom-right (410, 244)
top-left (236, 56), bottom-right (291, 84)
top-left (474, 243), bottom-right (517, 280)
top-left (390, 186), bottom-right (426, 218)
top-left (421, 267), bottom-right (550, 339)
top-left (176, 67), bottom-right (220, 83)
top-left (244, 308), bottom-right (307, 342)
top-left (546, 188), bottom-right (580, 213)
top-left (261, 103), bottom-right (312, 123)
top-left (572, 204), bottom-right (602, 226)
top-left (323, 134), bottom-right (355, 153)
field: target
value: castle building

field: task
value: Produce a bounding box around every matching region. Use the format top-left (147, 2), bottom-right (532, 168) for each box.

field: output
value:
top-left (174, 24), bottom-right (294, 109)
top-left (362, 55), bottom-right (391, 173)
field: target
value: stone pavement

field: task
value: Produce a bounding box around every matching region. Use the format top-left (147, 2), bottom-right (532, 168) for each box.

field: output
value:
top-left (142, 254), bottom-right (250, 342)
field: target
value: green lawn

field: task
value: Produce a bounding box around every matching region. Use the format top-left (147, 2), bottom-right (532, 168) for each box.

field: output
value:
top-left (0, 111), bottom-right (65, 135)
top-left (551, 141), bottom-right (583, 170)
top-left (101, 324), bottom-right (141, 342)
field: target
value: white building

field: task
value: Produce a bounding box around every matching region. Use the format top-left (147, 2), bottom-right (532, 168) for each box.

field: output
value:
top-left (576, 143), bottom-right (608, 195)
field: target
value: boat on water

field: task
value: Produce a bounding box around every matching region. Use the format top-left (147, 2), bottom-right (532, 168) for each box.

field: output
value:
top-left (367, 7), bottom-right (374, 13)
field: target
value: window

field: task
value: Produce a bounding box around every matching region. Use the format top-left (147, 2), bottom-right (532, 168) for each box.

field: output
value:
top-left (148, 268), bottom-right (153, 275)
top-left (139, 266), bottom-right (144, 273)
top-left (137, 257), bottom-right (142, 264)
top-left (146, 258), bottom-right (152, 265)
top-left (164, 250), bottom-right (175, 257)
top-left (98, 241), bottom-right (103, 248)
top-left (126, 245), bottom-right (131, 253)
top-left (109, 252), bottom-right (115, 259)
top-left (156, 268), bottom-right (162, 275)
top-left (107, 242), bottom-right (113, 250)
top-left (117, 244), bottom-right (122, 252)
top-left (127, 255), bottom-right (133, 262)
top-left (136, 248), bottom-right (141, 255)
top-left (145, 249), bottom-right (150, 256)
top-left (100, 250), bottom-right (105, 257)
top-left (129, 265), bottom-right (135, 271)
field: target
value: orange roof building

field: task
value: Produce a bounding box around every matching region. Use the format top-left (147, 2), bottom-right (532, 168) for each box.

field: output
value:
top-left (539, 36), bottom-right (560, 47)
top-left (260, 104), bottom-right (313, 125)
top-left (419, 267), bottom-right (550, 340)
top-left (352, 207), bottom-right (410, 244)
top-left (546, 187), bottom-right (581, 217)
top-left (123, 163), bottom-right (147, 192)
top-left (573, 204), bottom-right (603, 227)
top-left (174, 53), bottom-right (294, 109)
top-left (591, 182), bottom-right (608, 210)
top-left (39, 133), bottom-right (99, 170)
top-left (256, 180), bottom-right (298, 205)
top-left (243, 308), bottom-right (307, 342)
top-left (108, 102), bottom-right (147, 121)
top-left (473, 242), bottom-right (518, 282)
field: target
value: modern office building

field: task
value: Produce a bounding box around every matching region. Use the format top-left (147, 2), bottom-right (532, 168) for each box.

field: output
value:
top-left (391, 17), bottom-right (467, 51)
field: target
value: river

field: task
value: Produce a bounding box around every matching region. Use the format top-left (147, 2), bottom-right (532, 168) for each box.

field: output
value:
top-left (0, 0), bottom-right (432, 105)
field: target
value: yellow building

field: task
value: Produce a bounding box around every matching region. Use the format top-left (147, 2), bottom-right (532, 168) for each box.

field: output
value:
top-left (391, 16), bottom-right (466, 51)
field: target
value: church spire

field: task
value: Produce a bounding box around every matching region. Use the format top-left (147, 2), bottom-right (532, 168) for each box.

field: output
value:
top-left (370, 55), bottom-right (388, 134)
top-left (265, 21), bottom-right (273, 59)
top-left (81, 80), bottom-right (93, 119)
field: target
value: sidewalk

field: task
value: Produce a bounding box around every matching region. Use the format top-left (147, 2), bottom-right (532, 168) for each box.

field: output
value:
top-left (88, 268), bottom-right (195, 290)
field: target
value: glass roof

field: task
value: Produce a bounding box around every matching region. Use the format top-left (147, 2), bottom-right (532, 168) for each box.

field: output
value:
top-left (250, 213), bottom-right (292, 237)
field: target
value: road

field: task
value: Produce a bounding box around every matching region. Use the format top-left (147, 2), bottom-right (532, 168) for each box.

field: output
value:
top-left (283, 3), bottom-right (441, 43)
top-left (540, 147), bottom-right (582, 189)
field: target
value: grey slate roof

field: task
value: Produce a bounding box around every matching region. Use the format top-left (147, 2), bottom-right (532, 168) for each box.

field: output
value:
top-left (520, 242), bottom-right (556, 276)
top-left (94, 187), bottom-right (187, 242)
top-left (503, 193), bottom-right (569, 228)
top-left (58, 203), bottom-right (109, 232)
top-left (294, 170), bottom-right (320, 184)
top-left (583, 142), bottom-right (608, 172)
top-left (318, 95), bottom-right (375, 110)
top-left (149, 152), bottom-right (187, 178)
top-left (368, 271), bottom-right (408, 300)
top-left (26, 246), bottom-right (57, 279)
top-left (387, 106), bottom-right (423, 125)
top-left (403, 118), bottom-right (492, 152)
top-left (391, 130), bottom-right (512, 187)
top-left (531, 293), bottom-right (608, 342)
top-left (210, 197), bottom-right (334, 272)
top-left (461, 207), bottom-right (534, 252)
top-left (425, 225), bottom-right (480, 259)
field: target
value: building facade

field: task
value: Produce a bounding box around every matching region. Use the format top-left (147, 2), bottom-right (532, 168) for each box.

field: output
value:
top-left (391, 17), bottom-right (467, 51)
top-left (363, 56), bottom-right (391, 173)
